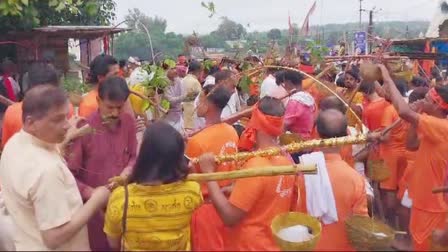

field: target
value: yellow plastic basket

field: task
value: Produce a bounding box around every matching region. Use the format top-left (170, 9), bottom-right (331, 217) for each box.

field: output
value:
top-left (271, 212), bottom-right (322, 251)
top-left (346, 215), bottom-right (395, 251)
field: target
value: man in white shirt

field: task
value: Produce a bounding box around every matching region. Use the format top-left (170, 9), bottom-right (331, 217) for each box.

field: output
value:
top-left (0, 85), bottom-right (110, 250)
top-left (260, 68), bottom-right (279, 98)
top-left (214, 70), bottom-right (240, 119)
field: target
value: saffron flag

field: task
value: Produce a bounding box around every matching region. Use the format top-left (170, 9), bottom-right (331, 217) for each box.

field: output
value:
top-left (301, 1), bottom-right (317, 36)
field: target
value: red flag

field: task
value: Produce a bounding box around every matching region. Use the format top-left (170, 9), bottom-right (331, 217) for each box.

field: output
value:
top-left (301, 1), bottom-right (317, 36)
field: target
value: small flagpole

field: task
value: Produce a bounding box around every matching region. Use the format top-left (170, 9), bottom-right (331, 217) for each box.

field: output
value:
top-left (288, 11), bottom-right (292, 47)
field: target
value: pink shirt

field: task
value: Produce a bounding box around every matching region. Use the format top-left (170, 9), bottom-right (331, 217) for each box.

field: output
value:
top-left (284, 92), bottom-right (316, 140)
top-left (66, 110), bottom-right (137, 250)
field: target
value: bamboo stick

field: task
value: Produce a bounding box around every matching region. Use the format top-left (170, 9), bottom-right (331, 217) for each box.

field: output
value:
top-left (432, 187), bottom-right (448, 194)
top-left (108, 164), bottom-right (317, 188)
top-left (353, 119), bottom-right (402, 159)
top-left (325, 55), bottom-right (406, 61)
top-left (191, 135), bottom-right (368, 164)
top-left (186, 164), bottom-right (317, 182)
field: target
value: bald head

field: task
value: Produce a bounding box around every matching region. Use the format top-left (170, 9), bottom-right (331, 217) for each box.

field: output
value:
top-left (258, 96), bottom-right (285, 117)
top-left (316, 109), bottom-right (348, 139)
top-left (22, 85), bottom-right (68, 123)
top-left (319, 96), bottom-right (347, 114)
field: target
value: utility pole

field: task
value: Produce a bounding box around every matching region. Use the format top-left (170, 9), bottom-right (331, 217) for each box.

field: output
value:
top-left (359, 0), bottom-right (363, 29)
top-left (368, 9), bottom-right (373, 53)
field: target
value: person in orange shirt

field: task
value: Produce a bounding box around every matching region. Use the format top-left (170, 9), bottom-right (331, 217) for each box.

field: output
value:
top-left (79, 55), bottom-right (120, 118)
top-left (2, 62), bottom-right (74, 148)
top-left (358, 80), bottom-right (393, 225)
top-left (378, 79), bottom-right (409, 228)
top-left (380, 65), bottom-right (448, 251)
top-left (197, 97), bottom-right (295, 251)
top-left (300, 109), bottom-right (368, 251)
top-left (359, 81), bottom-right (391, 132)
top-left (392, 87), bottom-right (429, 251)
top-left (186, 85), bottom-right (239, 251)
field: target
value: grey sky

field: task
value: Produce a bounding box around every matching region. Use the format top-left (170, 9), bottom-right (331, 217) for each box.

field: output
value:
top-left (115, 0), bottom-right (437, 34)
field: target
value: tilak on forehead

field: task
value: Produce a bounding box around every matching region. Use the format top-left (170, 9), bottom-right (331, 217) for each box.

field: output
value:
top-left (238, 102), bottom-right (284, 151)
top-left (429, 88), bottom-right (448, 111)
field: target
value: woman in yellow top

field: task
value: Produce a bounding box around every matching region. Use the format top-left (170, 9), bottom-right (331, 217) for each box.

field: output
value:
top-left (104, 122), bottom-right (203, 251)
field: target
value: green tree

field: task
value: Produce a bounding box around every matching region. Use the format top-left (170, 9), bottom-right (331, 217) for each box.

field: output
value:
top-left (125, 8), bottom-right (167, 34)
top-left (215, 17), bottom-right (247, 40)
top-left (267, 28), bottom-right (282, 41)
top-left (0, 0), bottom-right (116, 33)
top-left (114, 10), bottom-right (184, 61)
top-left (200, 31), bottom-right (226, 49)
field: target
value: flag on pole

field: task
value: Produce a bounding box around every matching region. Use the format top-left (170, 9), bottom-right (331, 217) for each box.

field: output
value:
top-left (288, 13), bottom-right (294, 35)
top-left (301, 1), bottom-right (317, 36)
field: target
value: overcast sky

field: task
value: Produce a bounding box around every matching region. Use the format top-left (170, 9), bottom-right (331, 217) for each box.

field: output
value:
top-left (115, 0), bottom-right (438, 34)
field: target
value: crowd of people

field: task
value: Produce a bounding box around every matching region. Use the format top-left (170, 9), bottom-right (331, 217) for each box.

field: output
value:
top-left (0, 52), bottom-right (448, 251)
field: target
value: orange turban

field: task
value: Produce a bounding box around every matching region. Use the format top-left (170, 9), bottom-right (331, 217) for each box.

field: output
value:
top-left (429, 88), bottom-right (448, 111)
top-left (238, 104), bottom-right (284, 151)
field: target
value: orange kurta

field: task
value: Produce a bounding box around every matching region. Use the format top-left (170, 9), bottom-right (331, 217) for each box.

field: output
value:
top-left (363, 98), bottom-right (390, 160)
top-left (299, 153), bottom-right (368, 251)
top-left (78, 89), bottom-right (98, 118)
top-left (186, 123), bottom-right (239, 251)
top-left (379, 104), bottom-right (409, 190)
top-left (303, 79), bottom-right (325, 109)
top-left (1, 102), bottom-right (74, 148)
top-left (186, 123), bottom-right (239, 196)
top-left (226, 155), bottom-right (295, 251)
top-left (398, 150), bottom-right (415, 199)
top-left (409, 114), bottom-right (448, 249)
top-left (362, 98), bottom-right (390, 132)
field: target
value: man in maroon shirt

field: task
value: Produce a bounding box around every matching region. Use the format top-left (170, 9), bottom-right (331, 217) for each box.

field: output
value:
top-left (67, 76), bottom-right (138, 251)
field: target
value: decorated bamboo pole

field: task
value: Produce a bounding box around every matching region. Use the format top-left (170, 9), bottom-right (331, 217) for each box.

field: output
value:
top-left (108, 164), bottom-right (317, 188)
top-left (187, 164), bottom-right (317, 182)
top-left (191, 135), bottom-right (368, 164)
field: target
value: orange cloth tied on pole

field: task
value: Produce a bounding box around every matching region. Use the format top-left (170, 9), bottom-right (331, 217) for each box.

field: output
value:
top-left (238, 104), bottom-right (284, 151)
top-left (429, 88), bottom-right (448, 111)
